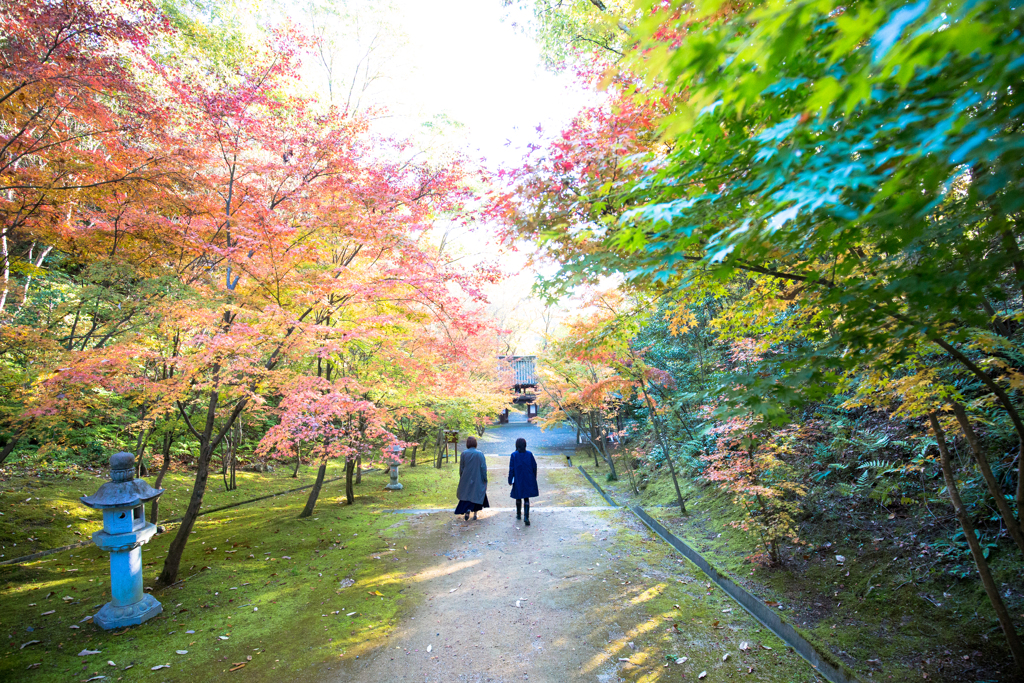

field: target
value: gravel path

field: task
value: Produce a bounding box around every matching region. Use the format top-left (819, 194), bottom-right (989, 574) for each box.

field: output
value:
top-left (477, 411), bottom-right (579, 458)
top-left (330, 423), bottom-right (819, 683)
top-left (335, 461), bottom-right (633, 683)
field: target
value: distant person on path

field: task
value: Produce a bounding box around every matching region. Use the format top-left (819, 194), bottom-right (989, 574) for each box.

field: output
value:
top-left (508, 437), bottom-right (538, 526)
top-left (454, 436), bottom-right (488, 521)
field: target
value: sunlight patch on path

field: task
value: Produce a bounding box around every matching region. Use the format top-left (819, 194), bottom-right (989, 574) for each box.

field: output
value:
top-left (389, 506), bottom-right (617, 514)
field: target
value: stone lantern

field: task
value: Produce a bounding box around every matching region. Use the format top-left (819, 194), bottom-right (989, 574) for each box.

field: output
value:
top-left (384, 445), bottom-right (404, 491)
top-left (80, 452), bottom-right (165, 629)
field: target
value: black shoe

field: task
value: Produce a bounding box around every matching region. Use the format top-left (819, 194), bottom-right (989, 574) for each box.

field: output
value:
top-left (463, 512), bottom-right (469, 521)
top-left (524, 518), bottom-right (530, 526)
top-left (516, 513), bottom-right (521, 520)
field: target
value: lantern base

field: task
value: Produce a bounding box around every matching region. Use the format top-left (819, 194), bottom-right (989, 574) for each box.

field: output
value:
top-left (385, 465), bottom-right (403, 490)
top-left (93, 593), bottom-right (163, 630)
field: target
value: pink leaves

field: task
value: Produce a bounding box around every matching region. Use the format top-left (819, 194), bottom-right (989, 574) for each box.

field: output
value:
top-left (255, 379), bottom-right (401, 466)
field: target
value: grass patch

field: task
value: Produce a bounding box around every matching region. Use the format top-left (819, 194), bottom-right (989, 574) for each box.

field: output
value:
top-left (0, 462), bottom-right (353, 559)
top-left (0, 459), bottom-right (468, 681)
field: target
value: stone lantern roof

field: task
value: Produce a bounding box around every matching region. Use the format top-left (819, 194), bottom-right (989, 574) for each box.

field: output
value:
top-left (81, 452), bottom-right (164, 510)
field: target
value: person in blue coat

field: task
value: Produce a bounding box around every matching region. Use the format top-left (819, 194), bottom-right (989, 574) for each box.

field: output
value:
top-left (508, 437), bottom-right (539, 526)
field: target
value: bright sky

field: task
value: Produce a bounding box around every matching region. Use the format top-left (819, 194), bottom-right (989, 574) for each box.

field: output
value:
top-left (386, 0), bottom-right (590, 167)
top-left (377, 1), bottom-right (592, 352)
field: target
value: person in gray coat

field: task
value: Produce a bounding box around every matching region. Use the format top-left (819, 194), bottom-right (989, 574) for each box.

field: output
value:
top-left (454, 436), bottom-right (489, 521)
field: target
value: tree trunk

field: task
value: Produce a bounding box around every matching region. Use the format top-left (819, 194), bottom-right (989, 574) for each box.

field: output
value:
top-left (641, 379), bottom-right (686, 514)
top-left (435, 427), bottom-right (444, 469)
top-left (150, 431), bottom-right (174, 525)
top-left (222, 449), bottom-right (231, 491)
top-left (0, 435), bottom-right (19, 466)
top-left (158, 442), bottom-right (214, 586)
top-left (158, 386), bottom-right (247, 586)
top-left (931, 413), bottom-right (1024, 671)
top-left (345, 458), bottom-right (355, 504)
top-left (300, 462), bottom-right (328, 518)
top-left (952, 402), bottom-right (1024, 554)
top-left (410, 445), bottom-right (417, 467)
top-left (292, 443), bottom-right (301, 478)
top-left (355, 455), bottom-right (362, 484)
top-left (135, 427), bottom-right (153, 477)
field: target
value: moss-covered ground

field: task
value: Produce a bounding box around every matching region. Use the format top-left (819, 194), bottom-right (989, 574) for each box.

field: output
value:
top-left (5, 442), bottom-right (1016, 682)
top-left (586, 449), bottom-right (1021, 682)
top-left (0, 457), bottom-right (476, 681)
top-left (563, 508), bottom-right (824, 682)
top-left (0, 462), bottom-right (348, 560)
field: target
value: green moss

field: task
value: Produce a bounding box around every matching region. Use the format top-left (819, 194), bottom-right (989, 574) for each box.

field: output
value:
top-left (0, 462), bottom-right (350, 557)
top-left (586, 452), bottom-right (1019, 680)
top-left (576, 509), bottom-right (823, 682)
top-left (0, 462), bottom-right (460, 681)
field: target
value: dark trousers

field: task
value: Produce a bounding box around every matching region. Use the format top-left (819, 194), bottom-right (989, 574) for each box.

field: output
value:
top-left (516, 498), bottom-right (530, 518)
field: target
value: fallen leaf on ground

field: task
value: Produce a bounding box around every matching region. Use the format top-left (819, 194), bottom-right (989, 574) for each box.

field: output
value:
top-left (107, 660), bottom-right (115, 666)
top-left (26, 663), bottom-right (40, 669)
top-left (78, 649), bottom-right (101, 656)
top-left (229, 662), bottom-right (246, 671)
top-left (219, 636), bottom-right (229, 640)
top-left (176, 650), bottom-right (188, 655)
top-left (675, 657), bottom-right (688, 664)
top-left (698, 672), bottom-right (707, 679)
top-left (151, 664), bottom-right (170, 670)
top-left (83, 676), bottom-right (106, 681)
top-left (21, 640), bottom-right (41, 649)
top-left (740, 642), bottom-right (750, 650)
top-left (722, 653), bottom-right (730, 661)
top-left (41, 610), bottom-right (55, 616)
top-left (761, 645), bottom-right (772, 650)
top-left (427, 645), bottom-right (432, 653)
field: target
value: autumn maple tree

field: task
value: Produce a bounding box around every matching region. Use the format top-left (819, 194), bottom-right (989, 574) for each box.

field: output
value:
top-left (0, 0), bottom-right (503, 591)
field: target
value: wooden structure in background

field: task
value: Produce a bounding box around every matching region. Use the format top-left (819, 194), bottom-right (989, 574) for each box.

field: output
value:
top-left (498, 355), bottom-right (539, 421)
